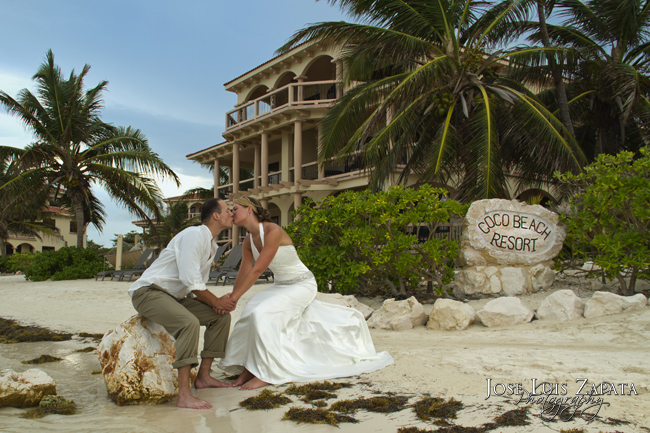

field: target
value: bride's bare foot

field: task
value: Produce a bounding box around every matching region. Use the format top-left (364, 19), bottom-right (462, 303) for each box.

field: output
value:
top-left (177, 394), bottom-right (212, 409)
top-left (232, 369), bottom-right (254, 387)
top-left (194, 376), bottom-right (231, 389)
top-left (239, 377), bottom-right (270, 390)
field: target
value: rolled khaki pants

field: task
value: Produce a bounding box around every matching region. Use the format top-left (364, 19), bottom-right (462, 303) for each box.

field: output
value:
top-left (131, 285), bottom-right (231, 369)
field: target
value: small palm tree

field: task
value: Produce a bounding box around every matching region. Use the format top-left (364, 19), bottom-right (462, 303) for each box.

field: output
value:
top-left (147, 201), bottom-right (200, 249)
top-left (0, 50), bottom-right (180, 247)
top-left (280, 0), bottom-right (586, 200)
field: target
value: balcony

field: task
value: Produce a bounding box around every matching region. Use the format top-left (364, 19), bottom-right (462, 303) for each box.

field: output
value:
top-left (226, 80), bottom-right (340, 130)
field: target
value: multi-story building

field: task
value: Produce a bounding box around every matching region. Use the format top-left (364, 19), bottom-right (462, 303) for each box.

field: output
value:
top-left (5, 206), bottom-right (86, 255)
top-left (186, 42), bottom-right (552, 244)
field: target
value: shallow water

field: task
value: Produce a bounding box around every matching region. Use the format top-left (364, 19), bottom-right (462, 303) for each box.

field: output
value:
top-left (0, 339), bottom-right (416, 433)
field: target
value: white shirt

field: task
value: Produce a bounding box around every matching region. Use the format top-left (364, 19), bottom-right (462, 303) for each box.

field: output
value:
top-left (128, 225), bottom-right (217, 299)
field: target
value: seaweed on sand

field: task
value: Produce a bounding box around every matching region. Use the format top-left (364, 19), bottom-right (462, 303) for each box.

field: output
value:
top-left (0, 318), bottom-right (72, 343)
top-left (284, 380), bottom-right (353, 396)
top-left (78, 332), bottom-right (104, 341)
top-left (301, 389), bottom-right (338, 402)
top-left (21, 354), bottom-right (63, 364)
top-left (330, 395), bottom-right (410, 413)
top-left (413, 397), bottom-right (464, 421)
top-left (239, 389), bottom-right (292, 410)
top-left (492, 406), bottom-right (530, 426)
top-left (74, 347), bottom-right (96, 353)
top-left (282, 407), bottom-right (358, 426)
top-left (21, 395), bottom-right (76, 418)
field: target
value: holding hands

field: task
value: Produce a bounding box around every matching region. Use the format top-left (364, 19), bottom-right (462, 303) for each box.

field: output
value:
top-left (213, 293), bottom-right (237, 314)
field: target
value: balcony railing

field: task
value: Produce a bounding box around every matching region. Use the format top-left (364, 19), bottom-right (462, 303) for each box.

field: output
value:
top-left (226, 80), bottom-right (340, 130)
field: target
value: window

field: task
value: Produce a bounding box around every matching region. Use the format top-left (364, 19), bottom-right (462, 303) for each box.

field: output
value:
top-left (42, 246), bottom-right (55, 252)
top-left (70, 221), bottom-right (77, 233)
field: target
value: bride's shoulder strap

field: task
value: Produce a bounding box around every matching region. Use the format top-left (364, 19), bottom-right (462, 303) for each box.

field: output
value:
top-left (259, 222), bottom-right (265, 246)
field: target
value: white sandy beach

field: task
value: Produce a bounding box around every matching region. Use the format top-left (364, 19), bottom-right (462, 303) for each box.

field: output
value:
top-left (1, 274), bottom-right (649, 433)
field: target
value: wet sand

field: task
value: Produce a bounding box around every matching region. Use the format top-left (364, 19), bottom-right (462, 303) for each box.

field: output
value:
top-left (1, 274), bottom-right (649, 432)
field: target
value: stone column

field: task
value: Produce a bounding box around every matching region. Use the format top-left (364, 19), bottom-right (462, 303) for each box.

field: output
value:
top-left (294, 120), bottom-right (303, 216)
top-left (317, 124), bottom-right (325, 180)
top-left (254, 144), bottom-right (260, 189)
top-left (261, 131), bottom-right (269, 188)
top-left (281, 130), bottom-right (290, 182)
top-left (232, 142), bottom-right (240, 245)
top-left (334, 58), bottom-right (344, 98)
top-left (213, 158), bottom-right (220, 198)
top-left (296, 75), bottom-right (306, 102)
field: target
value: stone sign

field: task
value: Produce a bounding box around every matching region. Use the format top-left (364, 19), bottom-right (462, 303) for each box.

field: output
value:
top-left (454, 199), bottom-right (566, 297)
top-left (461, 199), bottom-right (565, 267)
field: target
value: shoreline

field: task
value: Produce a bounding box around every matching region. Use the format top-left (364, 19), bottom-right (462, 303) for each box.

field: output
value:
top-left (1, 274), bottom-right (649, 432)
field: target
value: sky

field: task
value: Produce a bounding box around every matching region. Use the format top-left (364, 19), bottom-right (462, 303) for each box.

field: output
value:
top-left (0, 0), bottom-right (349, 247)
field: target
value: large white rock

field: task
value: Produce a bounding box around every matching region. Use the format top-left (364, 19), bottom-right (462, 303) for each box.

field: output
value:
top-left (461, 199), bottom-right (566, 266)
top-left (367, 296), bottom-right (427, 331)
top-left (476, 297), bottom-right (534, 327)
top-left (453, 269), bottom-right (492, 296)
top-left (427, 299), bottom-right (476, 331)
top-left (583, 292), bottom-right (647, 318)
top-left (315, 293), bottom-right (375, 319)
top-left (530, 264), bottom-right (556, 292)
top-left (98, 315), bottom-right (183, 405)
top-left (0, 369), bottom-right (56, 408)
top-left (500, 267), bottom-right (530, 295)
top-left (536, 289), bottom-right (585, 321)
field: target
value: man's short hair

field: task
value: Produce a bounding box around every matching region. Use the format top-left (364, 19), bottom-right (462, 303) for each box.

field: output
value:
top-left (201, 198), bottom-right (222, 223)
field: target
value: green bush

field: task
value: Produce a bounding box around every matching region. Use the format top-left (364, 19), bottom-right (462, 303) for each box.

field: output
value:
top-left (0, 252), bottom-right (37, 273)
top-left (286, 185), bottom-right (467, 296)
top-left (24, 247), bottom-right (105, 281)
top-left (556, 148), bottom-right (650, 295)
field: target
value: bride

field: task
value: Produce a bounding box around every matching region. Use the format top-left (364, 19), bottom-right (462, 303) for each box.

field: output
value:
top-left (218, 197), bottom-right (393, 390)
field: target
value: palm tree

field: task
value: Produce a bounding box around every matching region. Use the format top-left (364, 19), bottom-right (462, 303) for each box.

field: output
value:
top-left (279, 0), bottom-right (586, 200)
top-left (510, 0), bottom-right (650, 159)
top-left (0, 50), bottom-right (180, 247)
top-left (146, 201), bottom-right (200, 250)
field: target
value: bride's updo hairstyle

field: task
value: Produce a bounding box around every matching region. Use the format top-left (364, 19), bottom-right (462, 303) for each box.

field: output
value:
top-left (235, 197), bottom-right (272, 222)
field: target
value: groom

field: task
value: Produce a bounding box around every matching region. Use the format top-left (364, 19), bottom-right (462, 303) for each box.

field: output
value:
top-left (128, 198), bottom-right (236, 409)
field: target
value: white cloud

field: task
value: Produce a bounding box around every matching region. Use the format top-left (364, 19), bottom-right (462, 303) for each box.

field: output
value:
top-left (158, 166), bottom-right (213, 198)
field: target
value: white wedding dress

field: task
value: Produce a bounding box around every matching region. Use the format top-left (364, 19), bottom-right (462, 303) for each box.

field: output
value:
top-left (218, 223), bottom-right (393, 385)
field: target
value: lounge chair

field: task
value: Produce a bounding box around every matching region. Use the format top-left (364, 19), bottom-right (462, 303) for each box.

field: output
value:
top-left (208, 245), bottom-right (243, 285)
top-left (108, 248), bottom-right (155, 281)
top-left (95, 248), bottom-right (154, 281)
top-left (218, 266), bottom-right (273, 286)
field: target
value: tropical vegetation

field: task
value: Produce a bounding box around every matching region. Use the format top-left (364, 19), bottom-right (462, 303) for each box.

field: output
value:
top-left (280, 0), bottom-right (589, 201)
top-left (508, 0), bottom-right (650, 160)
top-left (287, 185), bottom-right (467, 296)
top-left (0, 50), bottom-right (179, 247)
top-left (556, 148), bottom-right (650, 295)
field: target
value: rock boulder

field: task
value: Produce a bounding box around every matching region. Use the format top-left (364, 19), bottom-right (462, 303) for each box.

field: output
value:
top-left (0, 369), bottom-right (56, 408)
top-left (583, 292), bottom-right (647, 318)
top-left (427, 299), bottom-right (476, 331)
top-left (316, 293), bottom-right (375, 319)
top-left (97, 315), bottom-right (185, 405)
top-left (367, 296), bottom-right (427, 331)
top-left (476, 297), bottom-right (534, 327)
top-left (536, 289), bottom-right (585, 321)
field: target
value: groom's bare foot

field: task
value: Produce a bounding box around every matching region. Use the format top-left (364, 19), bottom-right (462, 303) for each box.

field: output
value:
top-left (177, 394), bottom-right (212, 409)
top-left (232, 369), bottom-right (254, 387)
top-left (194, 376), bottom-right (231, 389)
top-left (239, 377), bottom-right (270, 390)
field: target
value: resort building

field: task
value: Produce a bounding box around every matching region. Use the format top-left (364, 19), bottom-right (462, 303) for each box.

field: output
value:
top-left (5, 206), bottom-right (86, 255)
top-left (187, 42), bottom-right (418, 244)
top-left (186, 42), bottom-right (552, 245)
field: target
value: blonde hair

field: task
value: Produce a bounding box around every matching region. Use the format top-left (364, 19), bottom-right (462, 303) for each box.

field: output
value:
top-left (235, 197), bottom-right (272, 222)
